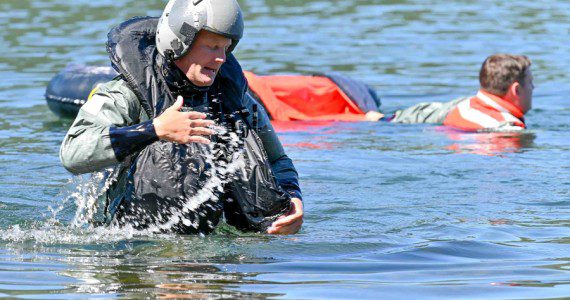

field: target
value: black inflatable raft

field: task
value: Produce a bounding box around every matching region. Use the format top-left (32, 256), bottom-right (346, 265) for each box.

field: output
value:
top-left (45, 65), bottom-right (118, 118)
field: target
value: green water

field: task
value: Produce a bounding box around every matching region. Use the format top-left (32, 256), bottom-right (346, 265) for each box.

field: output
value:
top-left (0, 0), bottom-right (569, 298)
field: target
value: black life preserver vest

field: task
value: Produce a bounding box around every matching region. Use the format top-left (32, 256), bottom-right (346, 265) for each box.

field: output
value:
top-left (105, 17), bottom-right (290, 234)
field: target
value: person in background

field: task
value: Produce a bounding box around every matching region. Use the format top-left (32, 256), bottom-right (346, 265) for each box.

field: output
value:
top-left (390, 54), bottom-right (534, 132)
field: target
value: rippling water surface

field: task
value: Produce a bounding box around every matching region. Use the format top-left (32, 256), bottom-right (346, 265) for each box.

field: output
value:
top-left (0, 0), bottom-right (569, 298)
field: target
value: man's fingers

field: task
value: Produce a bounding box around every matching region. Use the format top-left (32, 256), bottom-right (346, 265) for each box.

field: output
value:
top-left (183, 111), bottom-right (208, 120)
top-left (271, 211), bottom-right (302, 228)
top-left (170, 96), bottom-right (184, 111)
top-left (267, 219), bottom-right (303, 234)
top-left (185, 136), bottom-right (211, 144)
top-left (272, 217), bottom-right (303, 231)
top-left (188, 127), bottom-right (215, 136)
top-left (187, 119), bottom-right (215, 127)
top-left (270, 198), bottom-right (303, 228)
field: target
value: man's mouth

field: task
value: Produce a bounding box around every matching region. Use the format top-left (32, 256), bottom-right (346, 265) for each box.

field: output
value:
top-left (203, 67), bottom-right (217, 75)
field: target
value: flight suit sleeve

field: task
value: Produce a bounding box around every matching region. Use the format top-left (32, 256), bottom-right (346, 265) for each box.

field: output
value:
top-left (59, 79), bottom-right (156, 174)
top-left (390, 97), bottom-right (468, 124)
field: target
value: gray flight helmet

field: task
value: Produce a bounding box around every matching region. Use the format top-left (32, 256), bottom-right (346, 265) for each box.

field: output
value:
top-left (156, 0), bottom-right (244, 61)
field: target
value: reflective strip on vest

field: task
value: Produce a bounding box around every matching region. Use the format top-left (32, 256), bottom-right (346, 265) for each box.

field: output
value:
top-left (443, 90), bottom-right (525, 132)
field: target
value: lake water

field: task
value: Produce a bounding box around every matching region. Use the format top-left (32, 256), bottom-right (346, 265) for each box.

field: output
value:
top-left (0, 0), bottom-right (569, 298)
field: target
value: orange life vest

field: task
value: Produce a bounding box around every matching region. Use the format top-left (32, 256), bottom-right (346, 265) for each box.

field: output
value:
top-left (244, 71), bottom-right (378, 121)
top-left (443, 90), bottom-right (525, 132)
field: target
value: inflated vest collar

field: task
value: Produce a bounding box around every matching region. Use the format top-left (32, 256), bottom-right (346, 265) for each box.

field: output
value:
top-left (107, 16), bottom-right (159, 118)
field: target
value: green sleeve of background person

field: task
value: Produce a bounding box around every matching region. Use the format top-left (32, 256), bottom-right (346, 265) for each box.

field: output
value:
top-left (60, 78), bottom-right (148, 174)
top-left (390, 97), bottom-right (468, 124)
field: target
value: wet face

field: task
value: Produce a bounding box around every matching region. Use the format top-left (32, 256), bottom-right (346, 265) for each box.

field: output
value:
top-left (174, 30), bottom-right (232, 87)
top-left (516, 68), bottom-right (534, 114)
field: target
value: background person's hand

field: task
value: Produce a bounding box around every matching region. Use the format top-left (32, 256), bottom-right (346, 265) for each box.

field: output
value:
top-left (365, 111), bottom-right (385, 121)
top-left (153, 96), bottom-right (215, 144)
top-left (267, 198), bottom-right (303, 235)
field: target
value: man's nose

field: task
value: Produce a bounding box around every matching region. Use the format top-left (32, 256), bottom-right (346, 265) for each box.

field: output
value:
top-left (215, 49), bottom-right (226, 63)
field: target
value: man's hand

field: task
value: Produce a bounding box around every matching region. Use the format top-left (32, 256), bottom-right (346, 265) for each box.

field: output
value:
top-left (365, 111), bottom-right (385, 121)
top-left (267, 198), bottom-right (303, 235)
top-left (153, 96), bottom-right (215, 144)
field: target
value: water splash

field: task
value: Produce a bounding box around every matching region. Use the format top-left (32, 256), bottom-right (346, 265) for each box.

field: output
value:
top-left (1, 125), bottom-right (250, 243)
top-left (0, 168), bottom-right (141, 244)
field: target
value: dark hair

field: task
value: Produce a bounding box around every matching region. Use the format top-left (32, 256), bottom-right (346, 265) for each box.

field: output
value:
top-left (479, 54), bottom-right (532, 96)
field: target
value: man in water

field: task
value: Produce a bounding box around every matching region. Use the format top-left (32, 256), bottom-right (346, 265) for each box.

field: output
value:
top-left (390, 54), bottom-right (534, 131)
top-left (60, 0), bottom-right (303, 234)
